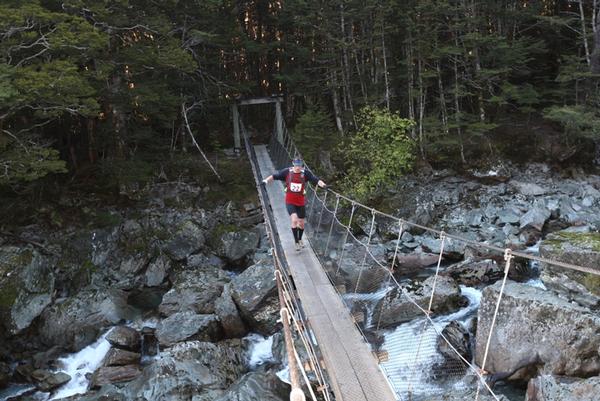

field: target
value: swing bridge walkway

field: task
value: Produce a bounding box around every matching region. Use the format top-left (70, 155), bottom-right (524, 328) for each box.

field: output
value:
top-left (233, 97), bottom-right (600, 401)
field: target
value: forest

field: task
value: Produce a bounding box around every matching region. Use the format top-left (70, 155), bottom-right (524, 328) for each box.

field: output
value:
top-left (1, 0), bottom-right (599, 195)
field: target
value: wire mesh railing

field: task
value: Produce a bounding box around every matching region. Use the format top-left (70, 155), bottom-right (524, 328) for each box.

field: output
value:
top-left (262, 111), bottom-right (600, 401)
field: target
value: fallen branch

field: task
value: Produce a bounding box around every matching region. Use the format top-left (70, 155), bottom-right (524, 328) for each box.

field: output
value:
top-left (181, 103), bottom-right (222, 182)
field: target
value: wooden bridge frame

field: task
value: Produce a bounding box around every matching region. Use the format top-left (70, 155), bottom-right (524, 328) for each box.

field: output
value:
top-left (231, 96), bottom-right (284, 151)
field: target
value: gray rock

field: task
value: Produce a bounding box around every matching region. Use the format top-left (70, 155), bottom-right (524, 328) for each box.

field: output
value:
top-left (393, 252), bottom-right (442, 274)
top-left (420, 236), bottom-right (466, 256)
top-left (102, 348), bottom-right (140, 366)
top-left (520, 202), bottom-right (551, 231)
top-left (216, 230), bottom-right (259, 263)
top-left (106, 326), bottom-right (140, 352)
top-left (526, 375), bottom-right (600, 401)
top-left (511, 181), bottom-right (547, 196)
top-left (445, 259), bottom-right (503, 286)
top-left (40, 290), bottom-right (135, 351)
top-left (187, 253), bottom-right (226, 269)
top-left (215, 370), bottom-right (289, 401)
top-left (156, 312), bottom-right (220, 346)
top-left (231, 259), bottom-right (279, 335)
top-left (145, 254), bottom-right (171, 287)
top-left (215, 284), bottom-right (247, 338)
top-left (539, 230), bottom-right (600, 308)
top-left (466, 209), bottom-right (484, 227)
top-left (475, 281), bottom-right (600, 378)
top-left (159, 267), bottom-right (229, 316)
top-left (90, 365), bottom-right (141, 388)
top-left (438, 321), bottom-right (471, 362)
top-left (121, 340), bottom-right (246, 400)
top-left (163, 220), bottom-right (205, 261)
top-left (0, 246), bottom-right (55, 334)
top-left (373, 275), bottom-right (464, 329)
top-left (498, 207), bottom-right (522, 225)
top-left (31, 370), bottom-right (71, 392)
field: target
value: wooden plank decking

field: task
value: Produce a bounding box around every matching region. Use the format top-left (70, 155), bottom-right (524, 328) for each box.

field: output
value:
top-left (255, 145), bottom-right (397, 401)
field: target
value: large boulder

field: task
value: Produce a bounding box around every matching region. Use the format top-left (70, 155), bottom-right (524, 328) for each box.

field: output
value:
top-left (144, 255), bottom-right (171, 287)
top-left (0, 246), bottom-right (55, 335)
top-left (106, 326), bottom-right (140, 352)
top-left (120, 340), bottom-right (246, 400)
top-left (39, 289), bottom-right (135, 351)
top-left (102, 348), bottom-right (140, 366)
top-left (510, 181), bottom-right (548, 196)
top-left (519, 201), bottom-right (551, 232)
top-left (373, 275), bottom-right (464, 329)
top-left (162, 220), bottom-right (206, 261)
top-left (332, 242), bottom-right (388, 293)
top-left (526, 375), bottom-right (600, 401)
top-left (231, 259), bottom-right (279, 335)
top-left (444, 259), bottom-right (503, 286)
top-left (539, 229), bottom-right (600, 308)
top-left (475, 281), bottom-right (600, 378)
top-left (214, 229), bottom-right (259, 264)
top-left (90, 365), bottom-right (141, 388)
top-left (215, 370), bottom-right (289, 401)
top-left (215, 284), bottom-right (247, 338)
top-left (156, 312), bottom-right (221, 347)
top-left (159, 267), bottom-right (229, 316)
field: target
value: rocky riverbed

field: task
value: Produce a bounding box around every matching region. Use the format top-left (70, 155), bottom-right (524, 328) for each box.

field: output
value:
top-left (2, 161), bottom-right (600, 401)
top-left (0, 181), bottom-right (289, 401)
top-left (311, 162), bottom-right (600, 400)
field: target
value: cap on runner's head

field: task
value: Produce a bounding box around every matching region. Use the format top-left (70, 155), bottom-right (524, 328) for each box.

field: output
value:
top-left (292, 158), bottom-right (303, 166)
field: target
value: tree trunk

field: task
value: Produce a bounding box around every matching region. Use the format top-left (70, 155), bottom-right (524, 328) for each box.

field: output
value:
top-left (109, 74), bottom-right (127, 159)
top-left (591, 1), bottom-right (600, 73)
top-left (381, 16), bottom-right (391, 110)
top-left (330, 70), bottom-right (345, 135)
top-left (407, 39), bottom-right (416, 139)
top-left (339, 3), bottom-right (356, 126)
top-left (436, 61), bottom-right (449, 135)
top-left (350, 19), bottom-right (368, 103)
top-left (579, 0), bottom-right (591, 67)
top-left (454, 37), bottom-right (467, 164)
top-left (417, 54), bottom-right (426, 160)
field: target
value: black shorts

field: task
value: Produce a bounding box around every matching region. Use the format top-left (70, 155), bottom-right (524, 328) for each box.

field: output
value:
top-left (286, 204), bottom-right (306, 219)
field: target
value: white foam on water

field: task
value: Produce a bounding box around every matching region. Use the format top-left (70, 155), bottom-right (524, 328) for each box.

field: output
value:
top-left (343, 285), bottom-right (393, 328)
top-left (49, 329), bottom-right (112, 400)
top-left (379, 286), bottom-right (482, 398)
top-left (276, 365), bottom-right (291, 384)
top-left (245, 333), bottom-right (275, 369)
top-left (525, 278), bottom-right (547, 290)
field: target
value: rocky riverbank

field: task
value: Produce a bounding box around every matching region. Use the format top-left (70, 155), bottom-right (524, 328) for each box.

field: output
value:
top-left (2, 160), bottom-right (600, 401)
top-left (313, 162), bottom-right (600, 400)
top-left (0, 181), bottom-right (289, 400)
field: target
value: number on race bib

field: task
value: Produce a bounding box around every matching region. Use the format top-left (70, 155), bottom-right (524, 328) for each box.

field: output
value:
top-left (290, 182), bottom-right (303, 193)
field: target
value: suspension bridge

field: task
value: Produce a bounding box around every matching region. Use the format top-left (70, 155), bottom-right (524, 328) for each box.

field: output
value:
top-left (233, 97), bottom-right (600, 401)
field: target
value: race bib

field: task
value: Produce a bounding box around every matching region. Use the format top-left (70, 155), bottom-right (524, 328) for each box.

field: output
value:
top-left (290, 182), bottom-right (303, 193)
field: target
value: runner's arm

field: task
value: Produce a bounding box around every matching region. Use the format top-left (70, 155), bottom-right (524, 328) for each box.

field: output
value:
top-left (263, 168), bottom-right (288, 184)
top-left (305, 170), bottom-right (327, 188)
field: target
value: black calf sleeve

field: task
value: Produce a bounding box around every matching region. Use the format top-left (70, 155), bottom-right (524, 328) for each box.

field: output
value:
top-left (291, 227), bottom-right (299, 243)
top-left (298, 228), bottom-right (304, 240)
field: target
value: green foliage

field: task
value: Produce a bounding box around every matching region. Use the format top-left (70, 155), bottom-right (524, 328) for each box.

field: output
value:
top-left (543, 106), bottom-right (600, 140)
top-left (0, 144), bottom-right (67, 186)
top-left (341, 107), bottom-right (415, 200)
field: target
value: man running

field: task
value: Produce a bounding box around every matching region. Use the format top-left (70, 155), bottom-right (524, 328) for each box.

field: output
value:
top-left (262, 158), bottom-right (326, 251)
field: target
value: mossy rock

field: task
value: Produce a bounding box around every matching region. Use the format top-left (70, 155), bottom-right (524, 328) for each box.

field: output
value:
top-left (540, 229), bottom-right (600, 298)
